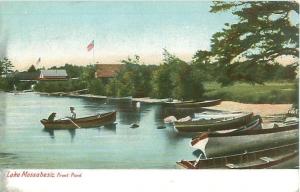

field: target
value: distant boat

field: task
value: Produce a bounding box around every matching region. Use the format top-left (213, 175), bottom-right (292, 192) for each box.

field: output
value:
top-left (22, 89), bottom-right (33, 93)
top-left (174, 112), bottom-right (253, 133)
top-left (176, 142), bottom-right (299, 169)
top-left (191, 121), bottom-right (298, 158)
top-left (41, 111), bottom-right (116, 129)
top-left (106, 96), bottom-right (132, 103)
top-left (162, 99), bottom-right (221, 108)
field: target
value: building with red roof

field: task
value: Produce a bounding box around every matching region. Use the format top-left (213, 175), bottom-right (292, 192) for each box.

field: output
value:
top-left (95, 64), bottom-right (123, 80)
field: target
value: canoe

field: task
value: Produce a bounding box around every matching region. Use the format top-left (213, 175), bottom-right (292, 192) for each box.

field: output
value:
top-left (41, 111), bottom-right (116, 129)
top-left (193, 111), bottom-right (244, 120)
top-left (162, 99), bottom-right (221, 108)
top-left (191, 121), bottom-right (299, 158)
top-left (176, 142), bottom-right (299, 169)
top-left (174, 112), bottom-right (253, 133)
top-left (172, 115), bottom-right (261, 138)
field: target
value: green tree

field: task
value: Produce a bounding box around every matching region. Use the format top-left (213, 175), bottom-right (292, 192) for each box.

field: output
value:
top-left (121, 55), bottom-right (141, 65)
top-left (292, 79), bottom-right (299, 110)
top-left (27, 65), bottom-right (37, 72)
top-left (0, 62), bottom-right (3, 75)
top-left (88, 79), bottom-right (106, 95)
top-left (210, 1), bottom-right (299, 85)
top-left (0, 77), bottom-right (10, 91)
top-left (152, 50), bottom-right (204, 100)
top-left (80, 65), bottom-right (96, 83)
top-left (172, 62), bottom-right (204, 100)
top-left (108, 55), bottom-right (156, 97)
top-left (0, 57), bottom-right (14, 76)
top-left (50, 64), bottom-right (85, 78)
top-left (192, 50), bottom-right (216, 81)
top-left (151, 64), bottom-right (173, 98)
top-left (106, 78), bottom-right (121, 97)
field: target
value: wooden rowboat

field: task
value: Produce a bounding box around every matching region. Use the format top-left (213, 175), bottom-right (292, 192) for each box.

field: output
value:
top-left (191, 122), bottom-right (299, 158)
top-left (174, 112), bottom-right (253, 133)
top-left (174, 115), bottom-right (262, 137)
top-left (163, 99), bottom-right (221, 108)
top-left (41, 111), bottom-right (116, 129)
top-left (177, 142), bottom-right (299, 169)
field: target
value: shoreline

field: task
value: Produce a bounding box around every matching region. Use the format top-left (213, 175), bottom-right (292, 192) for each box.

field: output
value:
top-left (206, 101), bottom-right (292, 117)
top-left (37, 92), bottom-right (168, 103)
top-left (35, 92), bottom-right (294, 116)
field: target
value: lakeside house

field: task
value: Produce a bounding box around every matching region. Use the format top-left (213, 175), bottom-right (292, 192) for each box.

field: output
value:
top-left (11, 70), bottom-right (68, 82)
top-left (95, 64), bottom-right (123, 82)
top-left (39, 69), bottom-right (68, 81)
top-left (14, 71), bottom-right (40, 82)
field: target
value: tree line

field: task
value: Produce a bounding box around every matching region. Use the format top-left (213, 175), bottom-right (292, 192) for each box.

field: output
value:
top-left (1, 1), bottom-right (298, 103)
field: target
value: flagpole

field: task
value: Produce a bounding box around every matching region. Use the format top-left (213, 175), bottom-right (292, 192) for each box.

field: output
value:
top-left (87, 40), bottom-right (95, 64)
top-left (93, 45), bottom-right (95, 64)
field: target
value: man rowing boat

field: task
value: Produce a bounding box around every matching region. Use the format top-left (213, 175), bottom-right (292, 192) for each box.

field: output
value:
top-left (70, 107), bottom-right (76, 119)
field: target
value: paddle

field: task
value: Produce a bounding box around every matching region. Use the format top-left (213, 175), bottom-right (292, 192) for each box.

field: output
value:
top-left (67, 118), bottom-right (81, 129)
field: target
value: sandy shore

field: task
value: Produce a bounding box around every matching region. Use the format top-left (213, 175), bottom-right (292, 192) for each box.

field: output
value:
top-left (206, 101), bottom-right (293, 117)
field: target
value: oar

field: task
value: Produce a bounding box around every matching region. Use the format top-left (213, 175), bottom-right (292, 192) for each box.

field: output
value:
top-left (67, 118), bottom-right (81, 129)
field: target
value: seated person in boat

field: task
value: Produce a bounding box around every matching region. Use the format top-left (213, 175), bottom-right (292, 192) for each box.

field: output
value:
top-left (70, 107), bottom-right (76, 119)
top-left (47, 112), bottom-right (56, 121)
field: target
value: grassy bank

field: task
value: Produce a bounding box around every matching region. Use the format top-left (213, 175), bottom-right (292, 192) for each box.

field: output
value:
top-left (203, 81), bottom-right (297, 104)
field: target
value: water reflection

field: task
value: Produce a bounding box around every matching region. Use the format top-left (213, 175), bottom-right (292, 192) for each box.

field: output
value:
top-left (1, 93), bottom-right (197, 168)
top-left (43, 123), bottom-right (117, 141)
top-left (0, 152), bottom-right (18, 167)
top-left (68, 129), bottom-right (76, 142)
top-left (114, 102), bottom-right (144, 125)
top-left (161, 106), bottom-right (207, 119)
top-left (0, 93), bottom-right (7, 139)
top-left (43, 128), bottom-right (55, 139)
top-left (95, 123), bottom-right (117, 134)
top-left (42, 128), bottom-right (76, 141)
top-left (103, 123), bottom-right (117, 130)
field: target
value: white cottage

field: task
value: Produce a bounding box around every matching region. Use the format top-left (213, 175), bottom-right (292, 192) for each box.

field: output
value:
top-left (39, 70), bottom-right (68, 80)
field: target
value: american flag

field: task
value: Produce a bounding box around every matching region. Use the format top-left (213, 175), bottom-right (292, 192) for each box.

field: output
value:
top-left (87, 40), bottom-right (94, 51)
top-left (36, 57), bottom-right (41, 65)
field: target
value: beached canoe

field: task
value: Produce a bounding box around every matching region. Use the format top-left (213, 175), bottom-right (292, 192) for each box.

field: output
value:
top-left (176, 142), bottom-right (299, 169)
top-left (191, 121), bottom-right (299, 158)
top-left (162, 99), bottom-right (221, 108)
top-left (174, 112), bottom-right (253, 133)
top-left (193, 111), bottom-right (244, 120)
top-left (41, 111), bottom-right (117, 129)
top-left (172, 115), bottom-right (261, 137)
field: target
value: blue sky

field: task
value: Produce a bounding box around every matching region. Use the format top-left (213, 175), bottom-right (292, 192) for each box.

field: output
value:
top-left (0, 1), bottom-right (234, 70)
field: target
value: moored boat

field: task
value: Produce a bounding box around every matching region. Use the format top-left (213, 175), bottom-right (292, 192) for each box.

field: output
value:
top-left (191, 121), bottom-right (299, 158)
top-left (174, 112), bottom-right (253, 133)
top-left (41, 111), bottom-right (117, 129)
top-left (162, 99), bottom-right (222, 108)
top-left (107, 96), bottom-right (132, 102)
top-left (177, 142), bottom-right (299, 169)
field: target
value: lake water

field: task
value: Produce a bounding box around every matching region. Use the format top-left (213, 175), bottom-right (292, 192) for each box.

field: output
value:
top-left (0, 92), bottom-right (199, 169)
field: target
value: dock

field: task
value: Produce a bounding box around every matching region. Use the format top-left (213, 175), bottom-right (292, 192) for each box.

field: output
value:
top-left (37, 92), bottom-right (167, 104)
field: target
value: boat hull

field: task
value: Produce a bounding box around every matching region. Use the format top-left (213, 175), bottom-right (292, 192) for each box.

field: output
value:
top-left (41, 111), bottom-right (116, 129)
top-left (163, 99), bottom-right (221, 108)
top-left (192, 122), bottom-right (299, 158)
top-left (177, 143), bottom-right (299, 169)
top-left (174, 112), bottom-right (253, 133)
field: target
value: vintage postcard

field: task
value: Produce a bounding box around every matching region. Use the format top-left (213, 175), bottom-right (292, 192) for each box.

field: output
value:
top-left (0, 1), bottom-right (299, 191)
